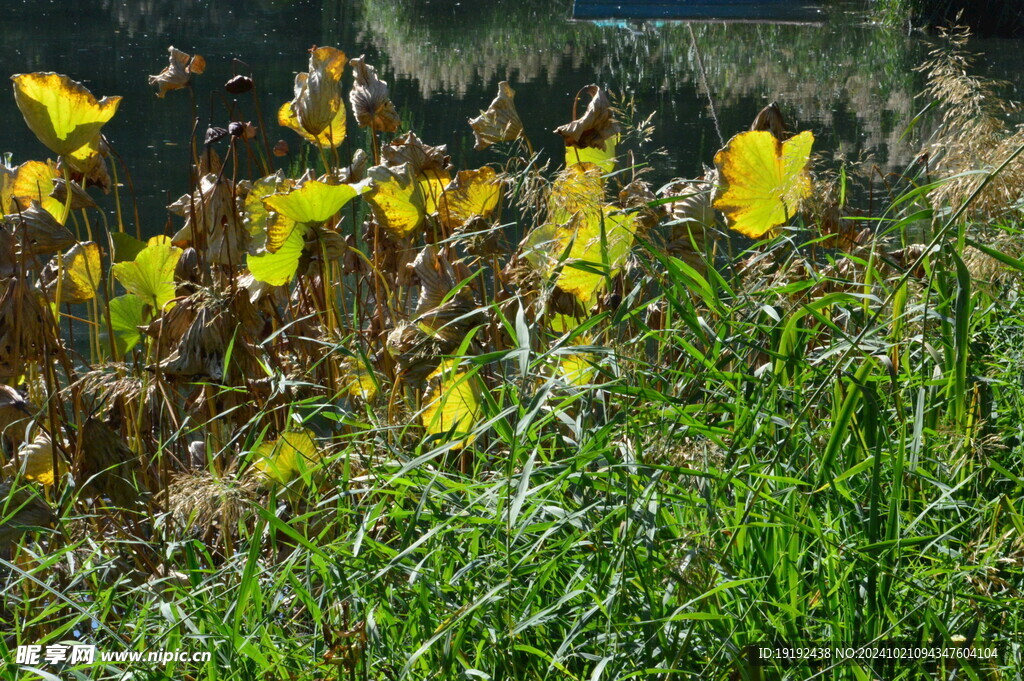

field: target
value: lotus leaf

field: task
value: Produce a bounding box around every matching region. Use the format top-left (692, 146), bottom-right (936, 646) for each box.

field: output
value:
top-left (263, 178), bottom-right (369, 226)
top-left (565, 133), bottom-right (618, 174)
top-left (422, 360), bottom-right (482, 450)
top-left (350, 55), bottom-right (400, 133)
top-left (9, 160), bottom-right (64, 222)
top-left (437, 167), bottom-right (500, 231)
top-left (554, 85), bottom-right (620, 151)
top-left (247, 223), bottom-right (308, 286)
top-left (105, 293), bottom-right (147, 355)
top-left (111, 236), bottom-right (182, 311)
top-left (278, 47), bottom-right (347, 148)
top-left (11, 73), bottom-right (121, 158)
top-left (713, 130), bottom-right (814, 238)
top-left (469, 81), bottom-right (523, 151)
top-left (253, 430), bottom-right (320, 484)
top-left (45, 241), bottom-right (101, 304)
top-left (2, 433), bottom-right (65, 486)
top-left (364, 165), bottom-right (428, 239)
top-left (148, 46), bottom-right (204, 98)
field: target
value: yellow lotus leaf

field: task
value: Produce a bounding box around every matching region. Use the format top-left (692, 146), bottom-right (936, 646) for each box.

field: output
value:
top-left (437, 167), bottom-right (500, 231)
top-left (422, 360), bottom-right (482, 450)
top-left (556, 208), bottom-right (636, 304)
top-left (417, 171), bottom-right (451, 215)
top-left (278, 46), bottom-right (347, 148)
top-left (559, 352), bottom-right (598, 386)
top-left (565, 133), bottom-right (618, 174)
top-left (365, 165), bottom-right (427, 238)
top-left (46, 241), bottom-right (102, 304)
top-left (713, 130), bottom-right (814, 238)
top-left (469, 81), bottom-right (523, 151)
top-left (278, 101), bottom-right (346, 148)
top-left (547, 163), bottom-right (605, 226)
top-left (60, 138), bottom-right (112, 192)
top-left (253, 429), bottom-right (320, 484)
top-left (263, 178), bottom-right (369, 225)
top-left (244, 172), bottom-right (296, 253)
top-left (342, 358), bottom-right (379, 401)
top-left (111, 236), bottom-right (182, 310)
top-left (9, 160), bottom-right (64, 222)
top-left (525, 200), bottom-right (636, 305)
top-left (247, 223), bottom-right (308, 285)
top-left (2, 433), bottom-right (67, 486)
top-left (11, 73), bottom-right (121, 157)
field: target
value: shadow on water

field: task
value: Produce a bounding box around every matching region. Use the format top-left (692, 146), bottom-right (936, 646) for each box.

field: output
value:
top-left (1, 0), bottom-right (1021, 234)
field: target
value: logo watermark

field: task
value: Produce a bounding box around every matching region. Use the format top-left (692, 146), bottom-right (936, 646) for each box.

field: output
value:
top-left (14, 644), bottom-right (211, 668)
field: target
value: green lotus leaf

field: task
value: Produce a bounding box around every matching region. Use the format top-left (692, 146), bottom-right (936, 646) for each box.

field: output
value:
top-left (111, 236), bottom-right (181, 311)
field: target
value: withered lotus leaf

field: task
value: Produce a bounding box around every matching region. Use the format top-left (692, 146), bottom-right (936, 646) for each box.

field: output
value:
top-left (410, 245), bottom-right (477, 341)
top-left (349, 55), bottom-right (400, 133)
top-left (43, 241), bottom-right (102, 304)
top-left (469, 81), bottom-right (523, 151)
top-left (148, 46), bottom-right (204, 98)
top-left (0, 277), bottom-right (52, 383)
top-left (0, 384), bottom-right (33, 446)
top-left (169, 174), bottom-right (249, 266)
top-left (11, 73), bottom-right (121, 158)
top-left (5, 200), bottom-right (76, 255)
top-left (750, 102), bottom-right (789, 141)
top-left (111, 236), bottom-right (182, 311)
top-left (713, 130), bottom-right (814, 238)
top-left (80, 417), bottom-right (148, 508)
top-left (50, 177), bottom-right (96, 211)
top-left (0, 481), bottom-right (54, 542)
top-left (554, 85), bottom-right (620, 151)
top-left (381, 132), bottom-right (450, 177)
top-left (437, 167), bottom-right (501, 231)
top-left (158, 289), bottom-right (264, 381)
top-left (278, 46), bottom-right (347, 148)
top-left (58, 139), bottom-right (113, 193)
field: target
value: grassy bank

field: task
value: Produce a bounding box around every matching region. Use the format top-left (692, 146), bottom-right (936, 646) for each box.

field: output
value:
top-left (2, 28), bottom-right (1023, 681)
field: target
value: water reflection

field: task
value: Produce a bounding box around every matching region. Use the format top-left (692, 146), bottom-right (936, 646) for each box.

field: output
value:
top-left (0, 0), bottom-right (1020, 233)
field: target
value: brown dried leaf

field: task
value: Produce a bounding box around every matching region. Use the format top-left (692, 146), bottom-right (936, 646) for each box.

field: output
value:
top-left (554, 85), bottom-right (620, 151)
top-left (149, 46), bottom-right (201, 98)
top-left (349, 55), bottom-right (400, 133)
top-left (5, 201), bottom-right (75, 255)
top-left (381, 132), bottom-right (450, 176)
top-left (750, 102), bottom-right (790, 141)
top-left (469, 81), bottom-right (523, 150)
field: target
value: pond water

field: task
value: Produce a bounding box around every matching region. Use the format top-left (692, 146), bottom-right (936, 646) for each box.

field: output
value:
top-left (2, 0), bottom-right (1022, 234)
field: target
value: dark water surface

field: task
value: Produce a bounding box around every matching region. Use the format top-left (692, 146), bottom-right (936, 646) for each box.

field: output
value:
top-left (2, 0), bottom-right (1022, 234)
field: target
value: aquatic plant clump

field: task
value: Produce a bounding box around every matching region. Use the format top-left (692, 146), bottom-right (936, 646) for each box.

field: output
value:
top-left (1, 37), bottom-right (1023, 680)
